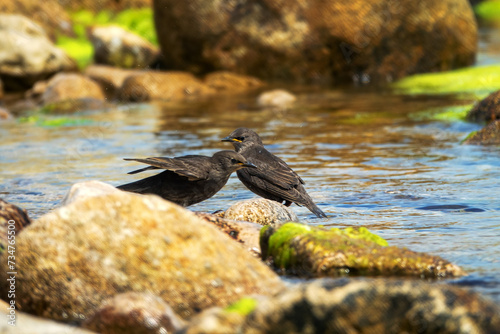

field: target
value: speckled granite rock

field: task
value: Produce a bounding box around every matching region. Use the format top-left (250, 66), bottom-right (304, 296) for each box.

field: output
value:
top-left (61, 180), bottom-right (120, 206)
top-left (0, 191), bottom-right (284, 324)
top-left (224, 198), bottom-right (299, 226)
top-left (83, 292), bottom-right (185, 334)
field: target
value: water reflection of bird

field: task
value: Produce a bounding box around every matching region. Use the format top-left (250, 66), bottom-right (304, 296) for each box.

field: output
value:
top-left (222, 128), bottom-right (327, 218)
top-left (117, 150), bottom-right (256, 207)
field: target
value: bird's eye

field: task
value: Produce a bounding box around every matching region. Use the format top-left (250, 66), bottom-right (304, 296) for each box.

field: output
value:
top-left (231, 158), bottom-right (238, 164)
top-left (236, 136), bottom-right (245, 141)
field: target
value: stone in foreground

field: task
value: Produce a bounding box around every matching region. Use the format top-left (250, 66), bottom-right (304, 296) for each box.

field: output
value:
top-left (0, 191), bottom-right (284, 324)
top-left (83, 292), bottom-right (185, 334)
top-left (463, 120), bottom-right (500, 145)
top-left (260, 223), bottom-right (466, 278)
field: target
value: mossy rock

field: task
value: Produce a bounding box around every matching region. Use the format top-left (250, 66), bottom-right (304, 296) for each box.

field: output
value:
top-left (260, 223), bottom-right (466, 278)
top-left (392, 64), bottom-right (500, 96)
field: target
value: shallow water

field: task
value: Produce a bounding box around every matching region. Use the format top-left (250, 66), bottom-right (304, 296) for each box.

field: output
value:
top-left (2, 38), bottom-right (500, 306)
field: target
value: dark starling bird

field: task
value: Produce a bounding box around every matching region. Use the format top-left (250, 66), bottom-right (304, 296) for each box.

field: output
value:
top-left (222, 128), bottom-right (327, 218)
top-left (117, 150), bottom-right (256, 207)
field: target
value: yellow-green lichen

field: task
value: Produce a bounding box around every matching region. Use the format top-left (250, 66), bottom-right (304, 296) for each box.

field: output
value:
top-left (392, 64), bottom-right (500, 96)
top-left (225, 297), bottom-right (258, 315)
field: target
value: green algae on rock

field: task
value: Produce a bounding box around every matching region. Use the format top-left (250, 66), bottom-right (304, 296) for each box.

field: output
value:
top-left (392, 64), bottom-right (500, 96)
top-left (260, 223), bottom-right (465, 278)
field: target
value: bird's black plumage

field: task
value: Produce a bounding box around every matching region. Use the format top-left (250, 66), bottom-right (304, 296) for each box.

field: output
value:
top-left (117, 150), bottom-right (256, 207)
top-left (222, 128), bottom-right (327, 218)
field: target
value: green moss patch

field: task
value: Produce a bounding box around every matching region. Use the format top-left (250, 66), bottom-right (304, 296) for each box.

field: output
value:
top-left (225, 297), bottom-right (258, 315)
top-left (392, 64), bottom-right (500, 96)
top-left (475, 1), bottom-right (500, 22)
top-left (56, 8), bottom-right (157, 69)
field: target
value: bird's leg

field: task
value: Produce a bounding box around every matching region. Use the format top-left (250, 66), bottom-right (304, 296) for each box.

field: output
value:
top-left (284, 200), bottom-right (292, 207)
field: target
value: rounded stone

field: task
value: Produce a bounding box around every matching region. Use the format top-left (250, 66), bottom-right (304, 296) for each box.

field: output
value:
top-left (224, 198), bottom-right (299, 226)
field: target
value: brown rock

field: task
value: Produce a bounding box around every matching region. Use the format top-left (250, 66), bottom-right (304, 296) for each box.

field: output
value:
top-left (0, 78), bottom-right (3, 100)
top-left (224, 198), bottom-right (299, 226)
top-left (117, 71), bottom-right (215, 102)
top-left (0, 14), bottom-right (76, 91)
top-left (0, 190), bottom-right (284, 324)
top-left (41, 73), bottom-right (105, 105)
top-left (242, 279), bottom-right (500, 334)
top-left (0, 198), bottom-right (31, 252)
top-left (0, 0), bottom-right (73, 40)
top-left (466, 90), bottom-right (500, 123)
top-left (153, 0), bottom-right (477, 84)
top-left (83, 292), bottom-right (185, 334)
top-left (0, 300), bottom-right (96, 334)
top-left (195, 212), bottom-right (263, 256)
top-left (0, 107), bottom-right (13, 120)
top-left (463, 120), bottom-right (500, 145)
top-left (204, 71), bottom-right (264, 93)
top-left (89, 25), bottom-right (160, 69)
top-left (84, 65), bottom-right (139, 98)
top-left (57, 0), bottom-right (151, 12)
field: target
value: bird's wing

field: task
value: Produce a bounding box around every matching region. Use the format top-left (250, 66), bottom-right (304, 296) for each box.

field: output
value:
top-left (245, 149), bottom-right (304, 189)
top-left (124, 156), bottom-right (209, 181)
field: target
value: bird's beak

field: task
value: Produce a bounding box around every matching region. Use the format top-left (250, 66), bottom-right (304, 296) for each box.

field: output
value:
top-left (222, 136), bottom-right (241, 142)
top-left (240, 162), bottom-right (257, 169)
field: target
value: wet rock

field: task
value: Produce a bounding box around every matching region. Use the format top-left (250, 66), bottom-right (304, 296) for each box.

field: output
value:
top-left (224, 198), bottom-right (299, 226)
top-left (89, 25), bottom-right (160, 69)
top-left (0, 1), bottom-right (73, 40)
top-left (83, 292), bottom-right (185, 334)
top-left (195, 212), bottom-right (262, 256)
top-left (0, 14), bottom-right (76, 90)
top-left (466, 90), bottom-right (500, 123)
top-left (0, 191), bottom-right (284, 324)
top-left (257, 89), bottom-right (297, 109)
top-left (0, 198), bottom-right (31, 253)
top-left (260, 222), bottom-right (466, 278)
top-left (0, 300), bottom-right (96, 334)
top-left (179, 306), bottom-right (247, 334)
top-left (463, 120), bottom-right (500, 145)
top-left (117, 71), bottom-right (215, 102)
top-left (0, 78), bottom-right (3, 99)
top-left (241, 278), bottom-right (500, 334)
top-left (0, 107), bottom-right (13, 120)
top-left (153, 0), bottom-right (476, 84)
top-left (84, 65), bottom-right (138, 98)
top-left (204, 71), bottom-right (265, 93)
top-left (61, 180), bottom-right (121, 206)
top-left (42, 98), bottom-right (112, 114)
top-left (41, 73), bottom-right (106, 106)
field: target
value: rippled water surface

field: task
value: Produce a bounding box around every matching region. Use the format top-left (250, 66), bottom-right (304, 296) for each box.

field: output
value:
top-left (2, 37), bottom-right (500, 306)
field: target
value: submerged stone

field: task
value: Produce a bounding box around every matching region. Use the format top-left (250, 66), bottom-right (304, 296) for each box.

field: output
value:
top-left (260, 223), bottom-right (465, 278)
